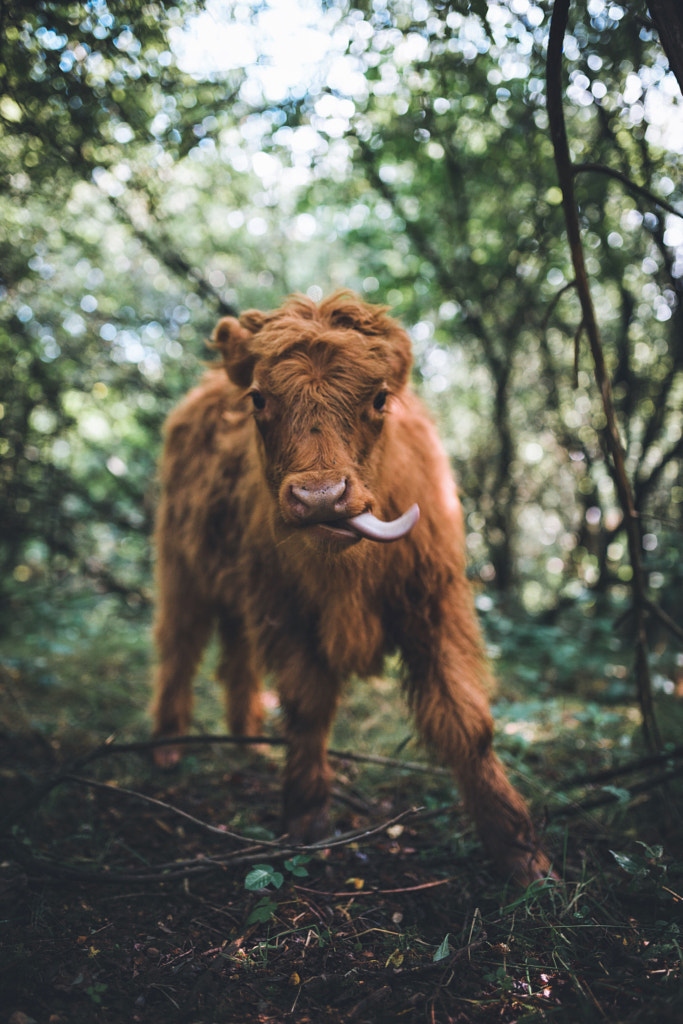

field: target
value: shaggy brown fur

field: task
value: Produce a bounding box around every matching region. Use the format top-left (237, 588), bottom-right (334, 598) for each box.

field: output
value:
top-left (151, 292), bottom-right (551, 884)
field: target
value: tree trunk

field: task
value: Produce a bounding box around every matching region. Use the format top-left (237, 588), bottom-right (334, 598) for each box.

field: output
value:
top-left (648, 1), bottom-right (683, 94)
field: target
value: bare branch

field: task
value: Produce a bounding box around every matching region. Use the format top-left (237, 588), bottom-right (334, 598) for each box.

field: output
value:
top-left (546, 0), bottom-right (661, 750)
top-left (107, 193), bottom-right (238, 317)
top-left (64, 774), bottom-right (285, 847)
top-left (541, 279), bottom-right (577, 335)
top-left (645, 599), bottom-right (683, 645)
top-left (573, 162), bottom-right (682, 219)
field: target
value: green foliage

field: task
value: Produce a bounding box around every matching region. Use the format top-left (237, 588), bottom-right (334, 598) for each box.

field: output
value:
top-left (284, 853), bottom-right (312, 877)
top-left (84, 981), bottom-right (108, 1006)
top-left (244, 854), bottom-right (311, 919)
top-left (0, 0), bottom-right (215, 184)
top-left (1, 0), bottom-right (682, 753)
top-left (244, 864), bottom-right (285, 891)
top-left (610, 840), bottom-right (668, 883)
top-left (245, 895), bottom-right (279, 926)
top-left (243, 856), bottom-right (313, 928)
top-left (2, 0), bottom-right (681, 640)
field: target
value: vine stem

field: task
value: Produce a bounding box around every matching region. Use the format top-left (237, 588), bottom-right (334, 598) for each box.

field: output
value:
top-left (545, 0), bottom-right (661, 750)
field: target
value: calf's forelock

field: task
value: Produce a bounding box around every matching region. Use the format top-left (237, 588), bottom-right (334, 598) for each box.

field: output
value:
top-left (212, 291), bottom-right (413, 396)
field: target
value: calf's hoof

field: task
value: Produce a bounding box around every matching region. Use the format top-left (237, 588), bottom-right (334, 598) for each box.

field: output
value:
top-left (500, 845), bottom-right (558, 888)
top-left (152, 740), bottom-right (183, 768)
top-left (284, 804), bottom-right (330, 845)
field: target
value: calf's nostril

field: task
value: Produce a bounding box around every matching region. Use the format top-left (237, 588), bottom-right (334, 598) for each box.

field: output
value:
top-left (329, 478), bottom-right (347, 504)
top-left (333, 479), bottom-right (349, 511)
top-left (289, 485), bottom-right (309, 513)
top-left (289, 478), bottom-right (348, 515)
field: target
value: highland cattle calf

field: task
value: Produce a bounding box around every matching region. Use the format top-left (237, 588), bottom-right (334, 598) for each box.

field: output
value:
top-left (151, 292), bottom-right (551, 885)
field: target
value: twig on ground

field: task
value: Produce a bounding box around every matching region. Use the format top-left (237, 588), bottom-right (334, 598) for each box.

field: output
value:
top-left (63, 773), bottom-right (286, 847)
top-left (565, 744), bottom-right (683, 788)
top-left (66, 773), bottom-right (425, 853)
top-left (329, 747), bottom-right (449, 775)
top-left (562, 767), bottom-right (683, 816)
top-left (2, 765), bottom-right (426, 884)
top-left (293, 877), bottom-right (453, 899)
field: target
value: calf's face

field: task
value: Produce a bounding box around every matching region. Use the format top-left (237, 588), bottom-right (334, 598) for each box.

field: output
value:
top-left (213, 294), bottom-right (419, 546)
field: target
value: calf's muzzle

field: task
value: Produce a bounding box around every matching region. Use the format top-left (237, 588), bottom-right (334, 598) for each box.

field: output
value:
top-left (283, 475), bottom-right (420, 543)
top-left (287, 479), bottom-right (349, 521)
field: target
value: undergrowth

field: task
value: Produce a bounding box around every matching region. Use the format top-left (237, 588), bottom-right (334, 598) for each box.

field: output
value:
top-left (0, 589), bottom-right (682, 1022)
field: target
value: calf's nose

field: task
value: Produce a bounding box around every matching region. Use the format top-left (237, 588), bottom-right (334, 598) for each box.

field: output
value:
top-left (287, 478), bottom-right (348, 520)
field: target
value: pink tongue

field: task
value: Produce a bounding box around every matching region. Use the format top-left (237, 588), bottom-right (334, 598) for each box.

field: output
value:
top-left (346, 504), bottom-right (420, 542)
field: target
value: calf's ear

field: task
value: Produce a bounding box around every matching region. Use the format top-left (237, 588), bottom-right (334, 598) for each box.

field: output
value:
top-left (212, 315), bottom-right (262, 388)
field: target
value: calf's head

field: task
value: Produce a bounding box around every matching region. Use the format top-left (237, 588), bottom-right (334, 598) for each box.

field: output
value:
top-left (213, 292), bottom-right (419, 546)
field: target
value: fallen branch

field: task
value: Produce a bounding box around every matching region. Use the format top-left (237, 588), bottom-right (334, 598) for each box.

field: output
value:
top-left (0, 732), bottom-right (286, 831)
top-left (293, 877), bottom-right (453, 899)
top-left (2, 765), bottom-right (427, 884)
top-left (329, 747), bottom-right (449, 776)
top-left (63, 773), bottom-right (285, 847)
top-left (541, 278), bottom-right (577, 335)
top-left (565, 743), bottom-right (683, 789)
top-left (560, 766), bottom-right (683, 817)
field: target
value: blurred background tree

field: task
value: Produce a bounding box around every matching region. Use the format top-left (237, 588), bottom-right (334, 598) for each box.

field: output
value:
top-left (1, 0), bottom-right (681, 713)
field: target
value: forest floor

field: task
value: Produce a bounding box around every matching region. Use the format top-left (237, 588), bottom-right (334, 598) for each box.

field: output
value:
top-left (1, 597), bottom-right (682, 1024)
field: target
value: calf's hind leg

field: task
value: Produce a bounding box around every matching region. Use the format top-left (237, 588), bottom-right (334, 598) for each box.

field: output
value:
top-left (151, 570), bottom-right (213, 767)
top-left (215, 614), bottom-right (265, 740)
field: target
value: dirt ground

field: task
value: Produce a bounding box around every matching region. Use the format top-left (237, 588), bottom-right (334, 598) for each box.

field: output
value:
top-left (2, 726), bottom-right (682, 1024)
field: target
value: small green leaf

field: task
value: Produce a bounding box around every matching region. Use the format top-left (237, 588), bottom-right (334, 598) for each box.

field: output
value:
top-left (602, 785), bottom-right (631, 805)
top-left (245, 864), bottom-right (284, 891)
top-left (610, 850), bottom-right (647, 877)
top-left (433, 933), bottom-right (451, 962)
top-left (285, 854), bottom-right (311, 877)
top-left (246, 896), bottom-right (277, 925)
top-left (636, 841), bottom-right (664, 861)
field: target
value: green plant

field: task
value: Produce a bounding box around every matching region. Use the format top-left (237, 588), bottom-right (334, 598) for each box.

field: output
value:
top-left (244, 864), bottom-right (284, 892)
top-left (244, 854), bottom-right (312, 894)
top-left (243, 856), bottom-right (312, 926)
top-left (85, 981), bottom-right (108, 1006)
top-left (245, 896), bottom-right (278, 927)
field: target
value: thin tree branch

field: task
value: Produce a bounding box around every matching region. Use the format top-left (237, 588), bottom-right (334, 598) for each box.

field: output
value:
top-left (546, 0), bottom-right (661, 750)
top-left (645, 599), bottom-right (683, 645)
top-left (107, 194), bottom-right (239, 317)
top-left (293, 877), bottom-right (453, 899)
top-left (561, 767), bottom-right (682, 816)
top-left (541, 279), bottom-right (577, 334)
top-left (64, 773), bottom-right (424, 853)
top-left (573, 162), bottom-right (682, 219)
top-left (2, 798), bottom-right (426, 885)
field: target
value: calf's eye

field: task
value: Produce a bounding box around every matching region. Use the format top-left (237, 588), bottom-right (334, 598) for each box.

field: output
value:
top-left (250, 389), bottom-right (266, 411)
top-left (373, 390), bottom-right (388, 412)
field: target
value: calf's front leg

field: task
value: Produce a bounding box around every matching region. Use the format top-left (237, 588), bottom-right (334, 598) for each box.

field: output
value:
top-left (276, 654), bottom-right (343, 843)
top-left (404, 622), bottom-right (552, 885)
